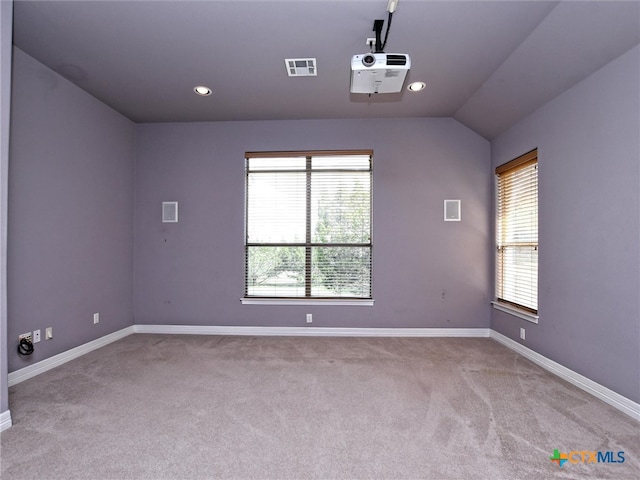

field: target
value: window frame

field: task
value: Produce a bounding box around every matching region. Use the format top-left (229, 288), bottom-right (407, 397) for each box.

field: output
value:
top-left (242, 150), bottom-right (373, 304)
top-left (494, 148), bottom-right (539, 322)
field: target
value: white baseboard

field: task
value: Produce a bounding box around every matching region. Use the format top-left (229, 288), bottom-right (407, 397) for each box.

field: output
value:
top-left (133, 325), bottom-right (491, 338)
top-left (8, 326), bottom-right (135, 387)
top-left (0, 409), bottom-right (12, 432)
top-left (490, 330), bottom-right (640, 422)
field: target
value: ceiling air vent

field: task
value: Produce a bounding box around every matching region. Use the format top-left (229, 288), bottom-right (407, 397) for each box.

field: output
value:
top-left (285, 58), bottom-right (317, 77)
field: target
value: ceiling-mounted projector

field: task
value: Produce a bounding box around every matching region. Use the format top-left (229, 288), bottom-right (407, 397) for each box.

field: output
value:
top-left (350, 53), bottom-right (411, 94)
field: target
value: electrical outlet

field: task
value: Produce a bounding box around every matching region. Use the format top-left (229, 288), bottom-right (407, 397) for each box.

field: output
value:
top-left (19, 332), bottom-right (32, 342)
top-left (45, 327), bottom-right (53, 340)
top-left (365, 37), bottom-right (376, 47)
top-left (306, 313), bottom-right (312, 324)
top-left (520, 328), bottom-right (526, 340)
top-left (33, 329), bottom-right (41, 343)
top-left (93, 313), bottom-right (99, 324)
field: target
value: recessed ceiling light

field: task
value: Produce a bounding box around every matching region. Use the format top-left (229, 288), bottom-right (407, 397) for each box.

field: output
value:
top-left (194, 85), bottom-right (212, 96)
top-left (407, 81), bottom-right (426, 92)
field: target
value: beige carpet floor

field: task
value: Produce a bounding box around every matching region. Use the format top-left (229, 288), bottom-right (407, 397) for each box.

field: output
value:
top-left (1, 335), bottom-right (638, 479)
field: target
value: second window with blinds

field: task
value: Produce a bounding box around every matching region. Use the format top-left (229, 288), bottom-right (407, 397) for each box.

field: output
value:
top-left (244, 150), bottom-right (372, 300)
top-left (495, 149), bottom-right (539, 318)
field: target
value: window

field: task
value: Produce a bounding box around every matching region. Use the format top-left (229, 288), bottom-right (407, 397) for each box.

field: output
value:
top-left (244, 150), bottom-right (372, 300)
top-left (495, 149), bottom-right (538, 314)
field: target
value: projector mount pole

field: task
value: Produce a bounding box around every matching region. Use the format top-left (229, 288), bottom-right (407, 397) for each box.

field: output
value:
top-left (372, 6), bottom-right (394, 53)
top-left (373, 19), bottom-right (384, 53)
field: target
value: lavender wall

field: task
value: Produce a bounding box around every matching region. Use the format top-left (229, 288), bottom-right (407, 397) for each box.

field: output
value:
top-left (7, 49), bottom-right (136, 372)
top-left (0, 0), bottom-right (13, 416)
top-left (491, 45), bottom-right (640, 402)
top-left (135, 118), bottom-right (491, 329)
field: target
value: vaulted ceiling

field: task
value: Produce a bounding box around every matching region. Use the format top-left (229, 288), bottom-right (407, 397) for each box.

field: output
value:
top-left (11, 0), bottom-right (640, 139)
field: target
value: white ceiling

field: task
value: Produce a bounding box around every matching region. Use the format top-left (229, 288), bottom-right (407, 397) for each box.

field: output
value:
top-left (11, 0), bottom-right (640, 139)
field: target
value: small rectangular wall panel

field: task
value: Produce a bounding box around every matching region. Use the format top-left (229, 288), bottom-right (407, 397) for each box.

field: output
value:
top-left (162, 202), bottom-right (178, 223)
top-left (444, 199), bottom-right (461, 221)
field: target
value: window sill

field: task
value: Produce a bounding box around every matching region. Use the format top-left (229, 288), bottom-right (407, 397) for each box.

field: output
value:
top-left (241, 298), bottom-right (375, 306)
top-left (491, 301), bottom-right (539, 324)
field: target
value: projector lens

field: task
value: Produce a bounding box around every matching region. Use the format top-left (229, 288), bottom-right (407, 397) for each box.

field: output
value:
top-left (362, 54), bottom-right (376, 67)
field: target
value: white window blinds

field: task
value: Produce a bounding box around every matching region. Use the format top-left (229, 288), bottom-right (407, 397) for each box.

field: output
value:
top-left (496, 149), bottom-right (538, 313)
top-left (245, 151), bottom-right (372, 299)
